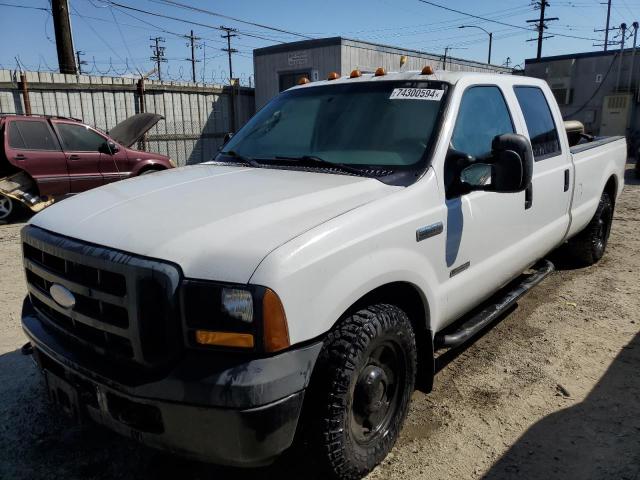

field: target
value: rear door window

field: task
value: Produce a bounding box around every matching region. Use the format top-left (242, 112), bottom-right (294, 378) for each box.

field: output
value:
top-left (8, 120), bottom-right (59, 150)
top-left (514, 86), bottom-right (561, 160)
top-left (56, 123), bottom-right (106, 152)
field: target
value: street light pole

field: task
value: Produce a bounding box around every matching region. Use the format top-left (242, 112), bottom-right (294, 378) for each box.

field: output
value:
top-left (459, 25), bottom-right (493, 64)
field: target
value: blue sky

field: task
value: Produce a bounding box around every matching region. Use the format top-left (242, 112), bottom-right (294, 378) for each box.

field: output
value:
top-left (0, 0), bottom-right (638, 83)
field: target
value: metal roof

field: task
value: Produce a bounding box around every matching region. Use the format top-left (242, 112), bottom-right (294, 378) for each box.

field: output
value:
top-left (254, 36), bottom-right (510, 71)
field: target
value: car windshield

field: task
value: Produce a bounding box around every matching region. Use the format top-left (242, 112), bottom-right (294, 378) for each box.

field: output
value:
top-left (217, 80), bottom-right (449, 180)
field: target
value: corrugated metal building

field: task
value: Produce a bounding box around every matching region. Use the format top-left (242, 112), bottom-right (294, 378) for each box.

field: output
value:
top-left (525, 49), bottom-right (640, 139)
top-left (253, 37), bottom-right (513, 108)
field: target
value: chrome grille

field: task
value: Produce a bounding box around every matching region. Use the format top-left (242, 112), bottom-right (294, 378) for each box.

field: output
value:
top-left (22, 225), bottom-right (182, 368)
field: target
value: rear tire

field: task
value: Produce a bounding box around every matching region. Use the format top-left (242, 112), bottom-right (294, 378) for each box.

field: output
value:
top-left (566, 191), bottom-right (613, 266)
top-left (0, 194), bottom-right (15, 222)
top-left (305, 304), bottom-right (417, 480)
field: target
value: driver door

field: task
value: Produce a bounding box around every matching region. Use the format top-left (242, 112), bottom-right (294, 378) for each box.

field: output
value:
top-left (441, 85), bottom-right (535, 323)
top-left (52, 121), bottom-right (106, 193)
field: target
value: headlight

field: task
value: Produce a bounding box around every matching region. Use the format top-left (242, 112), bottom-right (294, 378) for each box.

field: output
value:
top-left (221, 288), bottom-right (253, 323)
top-left (168, 158), bottom-right (177, 168)
top-left (181, 281), bottom-right (289, 353)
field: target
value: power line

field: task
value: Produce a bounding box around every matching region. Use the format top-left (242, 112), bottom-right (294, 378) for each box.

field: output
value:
top-left (103, 1), bottom-right (288, 44)
top-left (148, 0), bottom-right (314, 40)
top-left (416, 0), bottom-right (602, 41)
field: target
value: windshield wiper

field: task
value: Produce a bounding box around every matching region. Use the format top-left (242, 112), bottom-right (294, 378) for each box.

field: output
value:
top-left (272, 155), bottom-right (369, 176)
top-left (219, 150), bottom-right (262, 168)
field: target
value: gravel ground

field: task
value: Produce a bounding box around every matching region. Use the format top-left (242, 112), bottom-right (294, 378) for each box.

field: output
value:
top-left (0, 165), bottom-right (638, 480)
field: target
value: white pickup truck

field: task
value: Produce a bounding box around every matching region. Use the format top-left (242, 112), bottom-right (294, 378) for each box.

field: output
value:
top-left (21, 69), bottom-right (626, 479)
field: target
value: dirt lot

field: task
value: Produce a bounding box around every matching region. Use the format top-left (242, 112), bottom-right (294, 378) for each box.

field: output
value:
top-left (0, 166), bottom-right (638, 480)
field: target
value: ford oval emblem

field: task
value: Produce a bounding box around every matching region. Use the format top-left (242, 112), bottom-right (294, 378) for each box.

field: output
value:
top-left (49, 284), bottom-right (76, 309)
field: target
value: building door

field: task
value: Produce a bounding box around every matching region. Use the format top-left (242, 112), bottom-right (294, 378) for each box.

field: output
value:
top-left (279, 70), bottom-right (311, 92)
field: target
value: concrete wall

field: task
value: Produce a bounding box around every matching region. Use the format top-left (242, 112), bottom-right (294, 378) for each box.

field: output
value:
top-left (0, 70), bottom-right (255, 166)
top-left (254, 37), bottom-right (513, 108)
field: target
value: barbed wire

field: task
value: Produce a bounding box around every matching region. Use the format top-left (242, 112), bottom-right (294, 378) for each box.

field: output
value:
top-left (0, 56), bottom-right (254, 86)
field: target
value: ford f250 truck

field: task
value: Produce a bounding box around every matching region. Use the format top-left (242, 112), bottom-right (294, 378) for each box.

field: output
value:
top-left (20, 68), bottom-right (626, 479)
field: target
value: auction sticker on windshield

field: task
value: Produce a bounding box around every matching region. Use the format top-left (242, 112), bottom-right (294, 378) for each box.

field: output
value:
top-left (389, 88), bottom-right (444, 101)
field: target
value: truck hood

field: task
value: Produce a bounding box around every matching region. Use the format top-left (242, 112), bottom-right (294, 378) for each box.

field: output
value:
top-left (108, 113), bottom-right (163, 147)
top-left (30, 164), bottom-right (400, 283)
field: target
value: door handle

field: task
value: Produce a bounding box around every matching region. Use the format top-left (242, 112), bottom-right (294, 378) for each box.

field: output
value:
top-left (525, 183), bottom-right (533, 210)
top-left (564, 169), bottom-right (570, 192)
top-left (14, 153), bottom-right (26, 160)
top-left (68, 155), bottom-right (80, 160)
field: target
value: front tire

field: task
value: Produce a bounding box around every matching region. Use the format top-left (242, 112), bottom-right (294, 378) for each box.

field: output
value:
top-left (0, 194), bottom-right (15, 222)
top-left (566, 191), bottom-right (613, 266)
top-left (306, 304), bottom-right (417, 480)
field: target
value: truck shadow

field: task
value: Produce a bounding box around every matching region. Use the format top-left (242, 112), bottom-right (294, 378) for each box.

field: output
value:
top-left (482, 331), bottom-right (640, 480)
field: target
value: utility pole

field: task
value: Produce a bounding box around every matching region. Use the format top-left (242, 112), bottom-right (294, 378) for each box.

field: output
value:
top-left (594, 1), bottom-right (618, 50)
top-left (221, 26), bottom-right (238, 132)
top-left (527, 1), bottom-right (558, 59)
top-left (75, 50), bottom-right (87, 75)
top-left (150, 37), bottom-right (166, 81)
top-left (604, 0), bottom-right (612, 51)
top-left (616, 22), bottom-right (628, 91)
top-left (504, 57), bottom-right (512, 68)
top-left (51, 0), bottom-right (77, 74)
top-left (185, 30), bottom-right (201, 83)
top-left (628, 22), bottom-right (639, 91)
top-left (442, 46), bottom-right (467, 69)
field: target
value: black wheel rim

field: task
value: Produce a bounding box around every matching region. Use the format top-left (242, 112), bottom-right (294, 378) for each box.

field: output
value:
top-left (349, 338), bottom-right (406, 445)
top-left (594, 205), bottom-right (612, 254)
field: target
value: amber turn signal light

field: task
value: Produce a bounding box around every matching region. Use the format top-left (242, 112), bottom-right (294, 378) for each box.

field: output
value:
top-left (195, 330), bottom-right (255, 348)
top-left (298, 76), bottom-right (310, 85)
top-left (263, 288), bottom-right (290, 353)
top-left (374, 67), bottom-right (386, 76)
top-left (350, 69), bottom-right (362, 78)
top-left (421, 65), bottom-right (434, 75)
top-left (327, 71), bottom-right (340, 80)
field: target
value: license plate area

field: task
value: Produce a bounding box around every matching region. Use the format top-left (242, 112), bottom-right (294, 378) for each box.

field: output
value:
top-left (44, 370), bottom-right (83, 423)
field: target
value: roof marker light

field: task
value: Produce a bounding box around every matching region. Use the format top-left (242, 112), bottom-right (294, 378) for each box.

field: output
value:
top-left (421, 65), bottom-right (434, 75)
top-left (327, 72), bottom-right (340, 80)
top-left (298, 76), bottom-right (310, 85)
top-left (350, 69), bottom-right (362, 78)
top-left (374, 67), bottom-right (386, 76)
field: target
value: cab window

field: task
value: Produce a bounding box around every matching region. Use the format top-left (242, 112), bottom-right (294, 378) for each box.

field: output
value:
top-left (451, 86), bottom-right (514, 159)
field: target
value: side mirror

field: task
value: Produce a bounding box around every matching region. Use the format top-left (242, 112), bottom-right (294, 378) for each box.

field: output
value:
top-left (101, 141), bottom-right (119, 155)
top-left (459, 133), bottom-right (533, 194)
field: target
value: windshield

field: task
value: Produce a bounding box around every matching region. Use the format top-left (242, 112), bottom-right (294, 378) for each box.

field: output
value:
top-left (218, 80), bottom-right (449, 184)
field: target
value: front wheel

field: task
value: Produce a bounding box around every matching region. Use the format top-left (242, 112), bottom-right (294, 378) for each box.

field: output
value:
top-left (0, 194), bottom-right (15, 222)
top-left (306, 304), bottom-right (417, 480)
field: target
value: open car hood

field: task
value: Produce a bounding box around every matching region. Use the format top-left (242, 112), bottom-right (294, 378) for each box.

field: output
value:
top-left (108, 113), bottom-right (163, 147)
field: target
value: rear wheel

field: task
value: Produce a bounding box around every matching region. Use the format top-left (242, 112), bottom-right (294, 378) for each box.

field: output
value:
top-left (306, 304), bottom-right (417, 480)
top-left (0, 194), bottom-right (15, 222)
top-left (566, 191), bottom-right (613, 266)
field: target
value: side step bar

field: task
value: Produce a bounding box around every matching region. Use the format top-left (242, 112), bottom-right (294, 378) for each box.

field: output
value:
top-left (435, 260), bottom-right (555, 348)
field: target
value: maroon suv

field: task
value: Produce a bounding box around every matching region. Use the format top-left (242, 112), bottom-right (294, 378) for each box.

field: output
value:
top-left (0, 113), bottom-right (175, 221)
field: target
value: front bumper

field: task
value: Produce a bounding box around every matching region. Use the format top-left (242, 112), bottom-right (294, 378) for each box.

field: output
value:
top-left (22, 297), bottom-right (323, 467)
